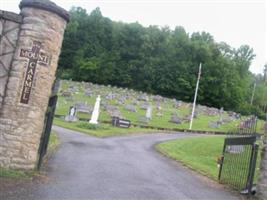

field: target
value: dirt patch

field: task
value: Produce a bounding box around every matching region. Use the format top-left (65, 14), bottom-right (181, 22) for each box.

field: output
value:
top-left (0, 177), bottom-right (32, 191)
top-left (0, 172), bottom-right (52, 192)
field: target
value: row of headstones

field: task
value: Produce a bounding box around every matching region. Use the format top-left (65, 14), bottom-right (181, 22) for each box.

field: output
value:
top-left (62, 80), bottom-right (240, 117)
top-left (63, 101), bottom-right (237, 129)
top-left (64, 96), bottom-right (153, 124)
top-left (62, 80), bottom-right (183, 106)
top-left (64, 94), bottom-right (215, 126)
top-left (61, 80), bottom-right (240, 127)
top-left (65, 95), bottom-right (101, 124)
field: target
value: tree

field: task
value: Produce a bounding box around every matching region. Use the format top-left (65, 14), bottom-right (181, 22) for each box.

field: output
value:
top-left (58, 7), bottom-right (262, 118)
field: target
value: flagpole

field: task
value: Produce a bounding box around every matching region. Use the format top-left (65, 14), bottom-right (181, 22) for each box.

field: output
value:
top-left (250, 82), bottom-right (256, 105)
top-left (189, 63), bottom-right (202, 130)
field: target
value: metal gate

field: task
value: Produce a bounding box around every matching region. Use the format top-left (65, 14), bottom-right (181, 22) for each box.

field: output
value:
top-left (218, 116), bottom-right (259, 195)
top-left (218, 136), bottom-right (259, 194)
top-left (37, 95), bottom-right (58, 169)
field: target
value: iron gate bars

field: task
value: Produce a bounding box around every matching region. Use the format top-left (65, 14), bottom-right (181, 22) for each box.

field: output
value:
top-left (218, 135), bottom-right (259, 195)
top-left (37, 95), bottom-right (58, 169)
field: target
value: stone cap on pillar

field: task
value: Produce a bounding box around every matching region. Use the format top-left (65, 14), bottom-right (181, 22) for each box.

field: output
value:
top-left (19, 0), bottom-right (69, 22)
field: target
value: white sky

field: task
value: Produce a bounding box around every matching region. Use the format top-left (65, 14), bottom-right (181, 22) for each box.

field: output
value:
top-left (1, 0), bottom-right (266, 74)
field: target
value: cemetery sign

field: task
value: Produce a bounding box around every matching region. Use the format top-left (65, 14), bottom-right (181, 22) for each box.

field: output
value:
top-left (0, 0), bottom-right (69, 171)
top-left (20, 41), bottom-right (51, 104)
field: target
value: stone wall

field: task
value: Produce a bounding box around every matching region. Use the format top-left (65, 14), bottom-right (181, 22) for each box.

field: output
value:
top-left (0, 0), bottom-right (68, 170)
top-left (0, 11), bottom-right (22, 110)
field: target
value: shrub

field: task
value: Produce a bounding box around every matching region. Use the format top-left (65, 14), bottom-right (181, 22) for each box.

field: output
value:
top-left (76, 122), bottom-right (109, 130)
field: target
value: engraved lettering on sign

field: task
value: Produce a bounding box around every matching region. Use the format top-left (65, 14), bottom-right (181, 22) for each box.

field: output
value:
top-left (19, 41), bottom-right (51, 104)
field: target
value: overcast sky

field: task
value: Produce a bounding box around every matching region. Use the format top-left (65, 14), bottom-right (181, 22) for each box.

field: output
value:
top-left (2, 0), bottom-right (266, 74)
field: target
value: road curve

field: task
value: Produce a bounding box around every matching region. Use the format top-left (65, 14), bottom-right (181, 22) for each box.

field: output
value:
top-left (1, 126), bottom-right (240, 200)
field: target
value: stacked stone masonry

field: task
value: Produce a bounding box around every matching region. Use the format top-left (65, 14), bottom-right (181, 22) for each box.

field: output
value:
top-left (0, 0), bottom-right (68, 170)
top-left (0, 11), bottom-right (21, 110)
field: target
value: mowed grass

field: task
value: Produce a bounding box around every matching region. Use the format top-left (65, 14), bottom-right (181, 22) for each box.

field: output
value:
top-left (54, 118), bottom-right (159, 137)
top-left (56, 80), bottom-right (266, 134)
top-left (156, 136), bottom-right (225, 179)
top-left (156, 136), bottom-right (263, 187)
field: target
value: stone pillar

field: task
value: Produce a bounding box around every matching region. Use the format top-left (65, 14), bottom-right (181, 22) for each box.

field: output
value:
top-left (0, 0), bottom-right (69, 170)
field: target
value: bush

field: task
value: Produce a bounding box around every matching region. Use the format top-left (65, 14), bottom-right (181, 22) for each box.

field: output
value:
top-left (238, 103), bottom-right (266, 120)
top-left (76, 122), bottom-right (109, 130)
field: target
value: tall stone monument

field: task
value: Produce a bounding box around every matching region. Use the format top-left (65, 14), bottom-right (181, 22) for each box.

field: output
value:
top-left (0, 0), bottom-right (69, 170)
top-left (89, 95), bottom-right (101, 124)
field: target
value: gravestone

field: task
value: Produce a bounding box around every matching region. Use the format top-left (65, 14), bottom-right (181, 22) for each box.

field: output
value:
top-left (219, 107), bottom-right (224, 123)
top-left (156, 112), bottom-right (163, 117)
top-left (75, 102), bottom-right (93, 114)
top-left (152, 95), bottom-right (162, 102)
top-left (156, 103), bottom-right (162, 111)
top-left (89, 95), bottom-right (101, 124)
top-left (140, 102), bottom-right (149, 110)
top-left (170, 114), bottom-right (182, 124)
top-left (138, 116), bottom-right (149, 124)
top-left (84, 90), bottom-right (93, 97)
top-left (173, 100), bottom-right (182, 108)
top-left (104, 104), bottom-right (117, 112)
top-left (146, 105), bottom-right (152, 120)
top-left (132, 99), bottom-right (140, 105)
top-left (109, 110), bottom-right (123, 118)
top-left (124, 104), bottom-right (136, 112)
top-left (61, 91), bottom-right (72, 97)
top-left (183, 115), bottom-right (191, 123)
top-left (0, 0), bottom-right (69, 170)
top-left (65, 106), bottom-right (78, 122)
top-left (226, 145), bottom-right (244, 154)
top-left (208, 121), bottom-right (219, 129)
top-left (65, 96), bottom-right (74, 102)
top-left (137, 94), bottom-right (149, 101)
top-left (105, 92), bottom-right (114, 100)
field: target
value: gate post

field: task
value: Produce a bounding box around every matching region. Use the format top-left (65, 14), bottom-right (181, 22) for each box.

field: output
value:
top-left (0, 0), bottom-right (69, 170)
top-left (246, 144), bottom-right (258, 194)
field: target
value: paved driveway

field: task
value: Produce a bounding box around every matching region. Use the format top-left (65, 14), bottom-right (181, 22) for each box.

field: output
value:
top-left (1, 126), bottom-right (240, 200)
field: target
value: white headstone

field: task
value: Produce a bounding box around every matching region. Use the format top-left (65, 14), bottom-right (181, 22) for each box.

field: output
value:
top-left (65, 106), bottom-right (78, 122)
top-left (146, 105), bottom-right (152, 120)
top-left (89, 95), bottom-right (101, 124)
top-left (219, 107), bottom-right (224, 122)
top-left (70, 106), bottom-right (76, 116)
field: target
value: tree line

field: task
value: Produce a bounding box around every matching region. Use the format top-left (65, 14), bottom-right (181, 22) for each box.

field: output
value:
top-left (58, 7), bottom-right (267, 119)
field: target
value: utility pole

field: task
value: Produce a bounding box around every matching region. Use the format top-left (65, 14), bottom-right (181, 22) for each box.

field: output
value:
top-left (264, 63), bottom-right (267, 84)
top-left (250, 82), bottom-right (256, 105)
top-left (189, 63), bottom-right (202, 130)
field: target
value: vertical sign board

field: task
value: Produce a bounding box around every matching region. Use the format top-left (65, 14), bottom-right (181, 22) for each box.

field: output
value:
top-left (19, 41), bottom-right (50, 104)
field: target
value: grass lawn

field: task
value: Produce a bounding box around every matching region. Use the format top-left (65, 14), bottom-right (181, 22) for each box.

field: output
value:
top-left (53, 117), bottom-right (159, 137)
top-left (48, 130), bottom-right (59, 150)
top-left (156, 136), bottom-right (226, 180)
top-left (156, 135), bottom-right (263, 188)
top-left (56, 80), bottom-right (266, 134)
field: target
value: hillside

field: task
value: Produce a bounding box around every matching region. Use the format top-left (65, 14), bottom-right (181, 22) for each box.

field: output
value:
top-left (57, 7), bottom-right (267, 119)
top-left (55, 80), bottom-right (265, 134)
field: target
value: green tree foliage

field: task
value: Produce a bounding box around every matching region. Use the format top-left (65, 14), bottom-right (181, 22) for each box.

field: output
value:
top-left (58, 7), bottom-right (266, 119)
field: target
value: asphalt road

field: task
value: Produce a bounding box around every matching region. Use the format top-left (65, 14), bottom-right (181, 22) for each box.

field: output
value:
top-left (1, 126), bottom-right (241, 200)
